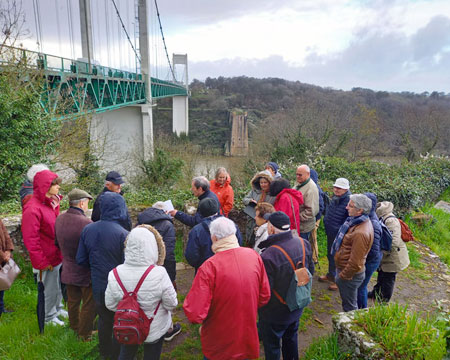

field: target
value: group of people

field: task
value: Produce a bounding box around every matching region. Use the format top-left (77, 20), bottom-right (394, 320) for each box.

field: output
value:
top-left (0, 161), bottom-right (411, 360)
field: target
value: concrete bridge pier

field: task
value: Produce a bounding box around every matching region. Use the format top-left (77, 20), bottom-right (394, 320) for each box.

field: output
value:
top-left (173, 96), bottom-right (189, 135)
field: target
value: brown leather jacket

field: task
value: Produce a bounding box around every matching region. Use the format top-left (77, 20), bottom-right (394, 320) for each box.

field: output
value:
top-left (0, 219), bottom-right (14, 264)
top-left (334, 219), bottom-right (374, 280)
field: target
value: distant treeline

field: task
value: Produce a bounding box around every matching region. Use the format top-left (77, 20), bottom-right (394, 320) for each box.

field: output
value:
top-left (153, 76), bottom-right (450, 159)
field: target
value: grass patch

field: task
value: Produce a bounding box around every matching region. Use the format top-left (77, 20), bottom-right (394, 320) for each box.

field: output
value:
top-left (0, 253), bottom-right (98, 360)
top-left (161, 323), bottom-right (202, 360)
top-left (175, 232), bottom-right (185, 263)
top-left (353, 303), bottom-right (447, 360)
top-left (405, 188), bottom-right (450, 266)
top-left (301, 333), bottom-right (349, 360)
top-left (298, 307), bottom-right (314, 332)
top-left (406, 244), bottom-right (424, 269)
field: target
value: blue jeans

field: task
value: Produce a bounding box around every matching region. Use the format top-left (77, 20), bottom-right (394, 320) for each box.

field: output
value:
top-left (336, 271), bottom-right (365, 312)
top-left (259, 317), bottom-right (301, 360)
top-left (326, 235), bottom-right (336, 278)
top-left (0, 290), bottom-right (4, 313)
top-left (119, 337), bottom-right (164, 360)
top-left (357, 256), bottom-right (381, 309)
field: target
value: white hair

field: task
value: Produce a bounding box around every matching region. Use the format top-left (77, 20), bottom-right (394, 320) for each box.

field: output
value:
top-left (27, 164), bottom-right (49, 182)
top-left (209, 217), bottom-right (236, 240)
top-left (152, 201), bottom-right (166, 210)
top-left (350, 194), bottom-right (372, 215)
top-left (297, 164), bottom-right (311, 173)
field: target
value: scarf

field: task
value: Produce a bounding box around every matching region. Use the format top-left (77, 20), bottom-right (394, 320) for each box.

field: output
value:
top-left (211, 234), bottom-right (239, 254)
top-left (330, 214), bottom-right (368, 256)
top-left (295, 177), bottom-right (310, 190)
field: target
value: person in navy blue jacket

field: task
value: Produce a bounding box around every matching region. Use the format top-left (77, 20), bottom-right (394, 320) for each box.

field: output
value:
top-left (185, 198), bottom-right (242, 272)
top-left (168, 176), bottom-right (220, 228)
top-left (320, 178), bottom-right (351, 291)
top-left (258, 212), bottom-right (314, 360)
top-left (357, 192), bottom-right (382, 308)
top-left (76, 192), bottom-right (128, 360)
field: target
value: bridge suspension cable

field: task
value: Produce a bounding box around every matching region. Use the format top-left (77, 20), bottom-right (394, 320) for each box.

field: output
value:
top-left (153, 0), bottom-right (175, 80)
top-left (110, 0), bottom-right (141, 63)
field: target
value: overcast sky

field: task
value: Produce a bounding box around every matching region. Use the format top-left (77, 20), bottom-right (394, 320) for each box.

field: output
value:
top-left (20, 0), bottom-right (450, 93)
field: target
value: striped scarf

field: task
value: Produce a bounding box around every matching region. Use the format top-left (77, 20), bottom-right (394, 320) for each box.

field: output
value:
top-left (331, 214), bottom-right (368, 256)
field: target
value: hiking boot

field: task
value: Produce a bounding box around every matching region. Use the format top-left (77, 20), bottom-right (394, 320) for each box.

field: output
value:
top-left (367, 290), bottom-right (375, 299)
top-left (328, 283), bottom-right (338, 291)
top-left (318, 274), bottom-right (334, 283)
top-left (164, 323), bottom-right (181, 342)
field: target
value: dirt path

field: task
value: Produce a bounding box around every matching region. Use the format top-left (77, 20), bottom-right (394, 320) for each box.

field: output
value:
top-left (162, 240), bottom-right (450, 359)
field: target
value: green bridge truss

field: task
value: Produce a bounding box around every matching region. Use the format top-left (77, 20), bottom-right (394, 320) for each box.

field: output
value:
top-left (0, 47), bottom-right (188, 117)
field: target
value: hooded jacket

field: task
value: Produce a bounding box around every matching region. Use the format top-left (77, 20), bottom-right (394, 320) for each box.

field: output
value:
top-left (105, 226), bottom-right (177, 343)
top-left (22, 170), bottom-right (63, 270)
top-left (137, 208), bottom-right (176, 263)
top-left (174, 190), bottom-right (220, 228)
top-left (310, 169), bottom-right (325, 220)
top-left (243, 170), bottom-right (276, 219)
top-left (184, 241), bottom-right (270, 360)
top-left (376, 202), bottom-right (410, 273)
top-left (209, 176), bottom-right (234, 216)
top-left (91, 187), bottom-right (132, 231)
top-left (185, 214), bottom-right (243, 271)
top-left (364, 192), bottom-right (382, 264)
top-left (323, 190), bottom-right (351, 240)
top-left (274, 188), bottom-right (304, 232)
top-left (76, 192), bottom-right (128, 304)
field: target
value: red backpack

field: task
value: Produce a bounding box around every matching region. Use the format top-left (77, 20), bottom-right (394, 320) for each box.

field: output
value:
top-left (386, 216), bottom-right (415, 242)
top-left (112, 265), bottom-right (161, 345)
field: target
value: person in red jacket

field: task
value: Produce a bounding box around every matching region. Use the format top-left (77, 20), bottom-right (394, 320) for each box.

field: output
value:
top-left (209, 167), bottom-right (234, 216)
top-left (22, 169), bottom-right (66, 326)
top-left (270, 178), bottom-right (304, 234)
top-left (184, 217), bottom-right (271, 360)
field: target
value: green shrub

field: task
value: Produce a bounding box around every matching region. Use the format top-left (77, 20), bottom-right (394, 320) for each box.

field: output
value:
top-left (137, 148), bottom-right (185, 189)
top-left (354, 303), bottom-right (446, 359)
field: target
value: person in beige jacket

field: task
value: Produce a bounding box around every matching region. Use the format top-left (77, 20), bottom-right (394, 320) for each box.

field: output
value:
top-left (294, 165), bottom-right (319, 240)
top-left (369, 201), bottom-right (410, 302)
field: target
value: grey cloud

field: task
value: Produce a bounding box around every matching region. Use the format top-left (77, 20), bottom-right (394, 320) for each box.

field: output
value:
top-left (189, 17), bottom-right (450, 93)
top-left (412, 15), bottom-right (450, 60)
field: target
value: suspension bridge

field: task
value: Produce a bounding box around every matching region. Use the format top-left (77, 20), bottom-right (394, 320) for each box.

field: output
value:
top-left (1, 0), bottom-right (190, 169)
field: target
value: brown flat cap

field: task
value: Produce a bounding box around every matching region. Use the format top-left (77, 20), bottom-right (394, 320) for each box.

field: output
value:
top-left (68, 188), bottom-right (93, 202)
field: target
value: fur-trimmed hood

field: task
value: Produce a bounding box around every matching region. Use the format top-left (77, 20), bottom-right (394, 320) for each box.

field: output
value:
top-left (250, 170), bottom-right (273, 191)
top-left (124, 225), bottom-right (166, 267)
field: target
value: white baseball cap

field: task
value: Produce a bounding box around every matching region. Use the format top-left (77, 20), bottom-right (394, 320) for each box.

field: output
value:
top-left (333, 178), bottom-right (350, 190)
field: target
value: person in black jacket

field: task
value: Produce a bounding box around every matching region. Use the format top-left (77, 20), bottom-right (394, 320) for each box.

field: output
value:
top-left (91, 171), bottom-right (132, 231)
top-left (258, 212), bottom-right (314, 360)
top-left (137, 202), bottom-right (176, 284)
top-left (168, 176), bottom-right (220, 228)
top-left (320, 178), bottom-right (351, 291)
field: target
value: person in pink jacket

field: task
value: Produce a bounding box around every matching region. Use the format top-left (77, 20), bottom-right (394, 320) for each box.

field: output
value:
top-left (270, 178), bottom-right (304, 234)
top-left (183, 217), bottom-right (271, 360)
top-left (22, 169), bottom-right (66, 326)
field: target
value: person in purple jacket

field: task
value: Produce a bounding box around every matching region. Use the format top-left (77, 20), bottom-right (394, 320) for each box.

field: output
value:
top-left (55, 188), bottom-right (96, 340)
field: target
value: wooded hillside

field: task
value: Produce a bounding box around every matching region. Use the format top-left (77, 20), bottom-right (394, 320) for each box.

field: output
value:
top-left (153, 76), bottom-right (450, 159)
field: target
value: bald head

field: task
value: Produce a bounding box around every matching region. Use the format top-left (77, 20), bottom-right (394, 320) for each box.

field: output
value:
top-left (296, 164), bottom-right (311, 183)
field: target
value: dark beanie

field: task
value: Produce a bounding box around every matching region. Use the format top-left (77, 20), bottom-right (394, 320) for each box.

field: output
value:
top-left (198, 198), bottom-right (219, 217)
top-left (267, 161), bottom-right (279, 173)
top-left (268, 211), bottom-right (291, 230)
